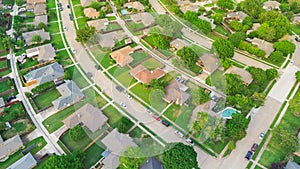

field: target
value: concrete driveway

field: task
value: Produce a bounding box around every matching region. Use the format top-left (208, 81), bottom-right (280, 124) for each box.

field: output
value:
top-left (233, 52), bottom-right (271, 70)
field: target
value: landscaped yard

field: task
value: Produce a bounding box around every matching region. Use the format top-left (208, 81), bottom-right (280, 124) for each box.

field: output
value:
top-left (106, 23), bottom-right (121, 32)
top-left (186, 81), bottom-right (211, 105)
top-left (73, 6), bottom-right (84, 17)
top-left (33, 88), bottom-right (61, 110)
top-left (0, 136), bottom-right (47, 168)
top-left (128, 21), bottom-right (145, 31)
top-left (1, 119), bottom-right (35, 140)
top-left (71, 0), bottom-right (81, 5)
top-left (65, 66), bottom-right (89, 89)
top-left (130, 83), bottom-right (153, 104)
top-left (129, 126), bottom-right (144, 138)
top-left (46, 0), bottom-right (56, 8)
top-left (83, 143), bottom-right (105, 168)
top-left (214, 25), bottom-right (230, 37)
top-left (19, 58), bottom-right (39, 69)
top-left (259, 89), bottom-right (300, 168)
top-left (77, 17), bottom-right (87, 29)
top-left (108, 66), bottom-right (137, 87)
top-left (100, 53), bottom-right (116, 68)
top-left (141, 58), bottom-right (163, 70)
top-left (0, 78), bottom-right (13, 93)
top-left (82, 87), bottom-right (108, 108)
top-left (56, 49), bottom-right (73, 66)
top-left (0, 59), bottom-right (7, 69)
top-left (48, 21), bottom-right (60, 34)
top-left (190, 44), bottom-right (209, 56)
top-left (129, 51), bottom-right (149, 67)
top-left (51, 34), bottom-right (64, 49)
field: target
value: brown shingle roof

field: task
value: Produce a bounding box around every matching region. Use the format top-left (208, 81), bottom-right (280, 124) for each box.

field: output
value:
top-left (124, 1), bottom-right (145, 11)
top-left (225, 66), bottom-right (253, 85)
top-left (164, 80), bottom-right (191, 105)
top-left (84, 8), bottom-right (99, 19)
top-left (130, 65), bottom-right (165, 85)
top-left (87, 18), bottom-right (109, 32)
top-left (252, 38), bottom-right (274, 56)
top-left (198, 53), bottom-right (219, 74)
top-left (110, 46), bottom-right (135, 67)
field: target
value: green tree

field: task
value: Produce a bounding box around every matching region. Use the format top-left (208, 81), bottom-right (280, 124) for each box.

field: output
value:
top-left (273, 40), bottom-right (296, 56)
top-left (212, 38), bottom-right (234, 59)
top-left (193, 112), bottom-right (209, 132)
top-left (212, 13), bottom-right (223, 24)
top-left (0, 122), bottom-right (6, 131)
top-left (251, 92), bottom-right (266, 107)
top-left (217, 0), bottom-right (234, 10)
top-left (279, 3), bottom-right (291, 12)
top-left (229, 20), bottom-right (244, 32)
top-left (43, 151), bottom-right (85, 169)
top-left (69, 125), bottom-right (86, 141)
top-left (266, 68), bottom-right (279, 80)
top-left (296, 71), bottom-right (300, 82)
top-left (239, 0), bottom-right (264, 19)
top-left (184, 11), bottom-right (212, 34)
top-left (272, 125), bottom-right (298, 151)
top-left (257, 23), bottom-right (276, 42)
top-left (76, 26), bottom-right (96, 43)
top-left (162, 143), bottom-right (199, 169)
top-left (89, 2), bottom-right (103, 10)
top-left (119, 147), bottom-right (146, 169)
top-left (242, 16), bottom-right (253, 29)
top-left (225, 74), bottom-right (245, 95)
top-left (220, 58), bottom-right (232, 70)
top-left (99, 10), bottom-right (106, 18)
top-left (31, 35), bottom-right (42, 43)
top-left (38, 22), bottom-right (48, 31)
top-left (269, 51), bottom-right (285, 65)
top-left (177, 47), bottom-right (198, 67)
top-left (225, 113), bottom-right (250, 141)
top-left (156, 15), bottom-right (183, 38)
top-left (229, 32), bottom-right (246, 47)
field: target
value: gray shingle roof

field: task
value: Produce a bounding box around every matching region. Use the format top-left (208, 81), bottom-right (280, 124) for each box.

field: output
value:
top-left (34, 15), bottom-right (48, 26)
top-left (285, 161), bottom-right (300, 169)
top-left (140, 157), bottom-right (164, 169)
top-left (24, 62), bottom-right (64, 85)
top-left (198, 53), bottom-right (219, 74)
top-left (52, 80), bottom-right (85, 110)
top-left (0, 135), bottom-right (23, 161)
top-left (130, 12), bottom-right (155, 27)
top-left (22, 30), bottom-right (50, 45)
top-left (26, 44), bottom-right (55, 62)
top-left (6, 153), bottom-right (37, 169)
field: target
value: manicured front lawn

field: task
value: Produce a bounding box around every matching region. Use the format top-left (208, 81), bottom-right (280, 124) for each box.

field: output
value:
top-left (259, 89), bottom-right (300, 168)
top-left (33, 88), bottom-right (61, 110)
top-left (48, 21), bottom-right (60, 34)
top-left (82, 87), bottom-right (108, 108)
top-left (106, 23), bottom-right (121, 32)
top-left (19, 58), bottom-right (39, 69)
top-left (100, 53), bottom-right (116, 68)
top-left (83, 143), bottom-right (105, 168)
top-left (204, 140), bottom-right (228, 154)
top-left (51, 34), bottom-right (64, 49)
top-left (129, 51), bottom-right (149, 67)
top-left (65, 66), bottom-right (89, 89)
top-left (56, 49), bottom-right (73, 66)
top-left (190, 44), bottom-right (209, 56)
top-left (291, 24), bottom-right (300, 35)
top-left (46, 0), bottom-right (56, 8)
top-left (130, 83), bottom-right (152, 104)
top-left (42, 101), bottom-right (86, 133)
top-left (141, 58), bottom-right (163, 70)
top-left (60, 125), bottom-right (92, 152)
top-left (77, 17), bottom-right (87, 29)
top-left (0, 79), bottom-right (13, 93)
top-left (128, 21), bottom-right (145, 31)
top-left (71, 0), bottom-right (81, 5)
top-left (108, 66), bottom-right (137, 87)
top-left (0, 136), bottom-right (47, 168)
top-left (214, 25), bottom-right (230, 36)
top-left (74, 6), bottom-right (84, 17)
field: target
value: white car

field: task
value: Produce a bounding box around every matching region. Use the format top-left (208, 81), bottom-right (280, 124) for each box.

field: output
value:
top-left (63, 26), bottom-right (67, 31)
top-left (72, 48), bottom-right (76, 54)
top-left (127, 94), bottom-right (132, 100)
top-left (186, 138), bottom-right (195, 146)
top-left (259, 132), bottom-right (265, 139)
top-left (145, 108), bottom-right (152, 114)
top-left (121, 103), bottom-right (127, 109)
top-left (174, 130), bottom-right (184, 138)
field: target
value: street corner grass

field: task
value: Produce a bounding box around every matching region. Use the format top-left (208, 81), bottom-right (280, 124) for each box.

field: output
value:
top-left (48, 21), bottom-right (60, 34)
top-left (65, 66), bottom-right (89, 89)
top-left (100, 53), bottom-right (116, 69)
top-left (77, 17), bottom-right (88, 29)
top-left (108, 66), bottom-right (137, 87)
top-left (83, 143), bottom-right (105, 168)
top-left (130, 83), bottom-right (152, 104)
top-left (51, 34), bottom-right (65, 49)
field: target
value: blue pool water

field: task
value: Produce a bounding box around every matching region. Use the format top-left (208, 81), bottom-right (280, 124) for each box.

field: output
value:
top-left (220, 107), bottom-right (237, 118)
top-left (121, 9), bottom-right (127, 15)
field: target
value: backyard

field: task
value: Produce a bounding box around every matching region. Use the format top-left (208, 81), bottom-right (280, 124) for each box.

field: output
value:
top-left (141, 58), bottom-right (163, 70)
top-left (56, 49), bottom-right (73, 66)
top-left (0, 59), bottom-right (7, 69)
top-left (32, 88), bottom-right (61, 110)
top-left (0, 78), bottom-right (13, 93)
top-left (129, 51), bottom-right (149, 67)
top-left (19, 58), bottom-right (39, 70)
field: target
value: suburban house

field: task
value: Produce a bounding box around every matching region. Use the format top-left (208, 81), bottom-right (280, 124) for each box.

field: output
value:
top-left (26, 0), bottom-right (46, 4)
top-left (84, 8), bottom-right (99, 19)
top-left (246, 23), bottom-right (261, 34)
top-left (130, 12), bottom-right (155, 27)
top-left (124, 1), bottom-right (145, 12)
top-left (263, 1), bottom-right (281, 10)
top-left (180, 4), bottom-right (199, 13)
top-left (198, 15), bottom-right (216, 29)
top-left (52, 80), bottom-right (85, 110)
top-left (227, 11), bottom-right (248, 22)
top-left (285, 161), bottom-right (300, 169)
top-left (98, 31), bottom-right (127, 48)
top-left (0, 135), bottom-right (24, 162)
top-left (22, 30), bottom-right (50, 46)
top-left (225, 66), bottom-right (253, 85)
top-left (251, 38), bottom-right (274, 57)
top-left (80, 0), bottom-right (93, 6)
top-left (7, 153), bottom-right (37, 169)
top-left (23, 62), bottom-right (64, 86)
top-left (101, 129), bottom-right (137, 169)
top-left (62, 103), bottom-right (108, 132)
top-left (130, 65), bottom-right (165, 85)
top-left (34, 15), bottom-right (48, 27)
top-left (164, 80), bottom-right (191, 105)
top-left (110, 46), bottom-right (136, 67)
top-left (87, 18), bottom-right (109, 32)
top-left (140, 157), bottom-right (164, 169)
top-left (198, 53), bottom-right (219, 74)
top-left (170, 38), bottom-right (189, 50)
top-left (25, 44), bottom-right (55, 62)
top-left (33, 4), bottom-right (46, 16)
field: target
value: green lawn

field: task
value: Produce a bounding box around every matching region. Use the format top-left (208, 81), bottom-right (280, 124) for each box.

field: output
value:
top-left (141, 58), bottom-right (163, 70)
top-left (33, 88), bottom-right (61, 110)
top-left (42, 101), bottom-right (86, 133)
top-left (190, 44), bottom-right (209, 56)
top-left (259, 89), bottom-right (300, 168)
top-left (291, 24), bottom-right (300, 35)
top-left (71, 0), bottom-right (81, 5)
top-left (83, 143), bottom-right (105, 168)
top-left (0, 79), bottom-right (13, 93)
top-left (24, 17), bottom-right (34, 23)
top-left (74, 6), bottom-right (84, 17)
top-left (108, 66), bottom-right (137, 87)
top-left (0, 136), bottom-right (47, 168)
top-left (48, 11), bottom-right (58, 22)
top-left (214, 25), bottom-right (230, 36)
top-left (186, 81), bottom-right (211, 105)
top-left (56, 49), bottom-right (73, 66)
top-left (46, 0), bottom-right (56, 8)
top-left (130, 83), bottom-right (153, 104)
top-left (82, 87), bottom-right (108, 108)
top-left (48, 22), bottom-right (60, 34)
top-left (51, 34), bottom-right (64, 49)
top-left (1, 119), bottom-right (35, 140)
top-left (65, 66), bottom-right (89, 89)
top-left (106, 23), bottom-right (121, 32)
top-left (77, 17), bottom-right (87, 29)
top-left (128, 21), bottom-right (145, 31)
top-left (19, 58), bottom-right (39, 69)
top-left (60, 125), bottom-right (92, 152)
top-left (129, 51), bottom-right (149, 67)
top-left (129, 126), bottom-right (144, 138)
top-left (100, 53), bottom-right (116, 68)
top-left (204, 140), bottom-right (228, 154)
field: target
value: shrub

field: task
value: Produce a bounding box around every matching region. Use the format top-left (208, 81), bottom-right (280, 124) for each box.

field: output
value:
top-left (238, 41), bottom-right (266, 57)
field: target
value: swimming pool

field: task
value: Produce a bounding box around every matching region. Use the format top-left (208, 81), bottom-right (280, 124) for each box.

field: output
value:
top-left (121, 9), bottom-right (127, 15)
top-left (219, 107), bottom-right (237, 119)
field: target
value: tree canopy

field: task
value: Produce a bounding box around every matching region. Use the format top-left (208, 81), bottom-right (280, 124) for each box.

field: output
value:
top-left (119, 147), bottom-right (146, 169)
top-left (272, 125), bottom-right (298, 151)
top-left (43, 151), bottom-right (85, 169)
top-left (238, 0), bottom-right (264, 19)
top-left (156, 15), bottom-right (183, 38)
top-left (183, 11), bottom-right (212, 34)
top-left (76, 26), bottom-right (96, 43)
top-left (273, 40), bottom-right (296, 56)
top-left (217, 0), bottom-right (234, 10)
top-left (177, 47), bottom-right (199, 67)
top-left (225, 113), bottom-right (250, 141)
top-left (69, 125), bottom-right (86, 142)
top-left (229, 32), bottom-right (246, 47)
top-left (31, 35), bottom-right (42, 43)
top-left (162, 143), bottom-right (199, 169)
top-left (212, 38), bottom-right (234, 59)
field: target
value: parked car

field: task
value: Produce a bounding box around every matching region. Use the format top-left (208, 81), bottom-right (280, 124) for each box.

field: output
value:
top-left (152, 114), bottom-right (160, 121)
top-left (6, 96), bottom-right (16, 102)
top-left (259, 132), bottom-right (265, 139)
top-left (245, 151), bottom-right (253, 160)
top-left (69, 14), bottom-right (73, 21)
top-left (63, 26), bottom-right (67, 31)
top-left (295, 36), bottom-right (300, 42)
top-left (115, 86), bottom-right (124, 92)
top-left (71, 48), bottom-right (76, 54)
top-left (87, 72), bottom-right (93, 77)
top-left (94, 65), bottom-right (100, 70)
top-left (120, 103), bottom-right (127, 109)
top-left (127, 94), bottom-right (132, 100)
top-left (175, 130), bottom-right (184, 137)
top-left (251, 143), bottom-right (258, 152)
top-left (145, 108), bottom-right (152, 114)
top-left (186, 138), bottom-right (195, 146)
top-left (67, 4), bottom-right (70, 8)
top-left (212, 105), bottom-right (219, 112)
top-left (161, 120), bottom-right (170, 127)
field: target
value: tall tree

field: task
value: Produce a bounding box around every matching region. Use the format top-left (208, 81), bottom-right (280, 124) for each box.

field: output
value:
top-left (225, 113), bottom-right (250, 141)
top-left (272, 125), bottom-right (298, 151)
top-left (217, 0), bottom-right (234, 10)
top-left (229, 32), bottom-right (246, 47)
top-left (76, 26), bottom-right (96, 43)
top-left (119, 147), bottom-right (146, 169)
top-left (239, 0), bottom-right (264, 19)
top-left (273, 40), bottom-right (296, 56)
top-left (69, 125), bottom-right (86, 142)
top-left (212, 39), bottom-right (234, 59)
top-left (43, 151), bottom-right (85, 169)
top-left (177, 47), bottom-right (198, 67)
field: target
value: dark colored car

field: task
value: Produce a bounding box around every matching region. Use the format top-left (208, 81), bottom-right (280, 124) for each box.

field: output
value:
top-left (212, 105), bottom-right (219, 112)
top-left (251, 143), bottom-right (258, 152)
top-left (67, 4), bottom-right (70, 8)
top-left (69, 14), bottom-right (73, 21)
top-left (295, 36), bottom-right (300, 42)
top-left (161, 120), bottom-right (170, 127)
top-left (245, 151), bottom-right (253, 160)
top-left (6, 96), bottom-right (16, 102)
top-left (115, 86), bottom-right (124, 92)
top-left (94, 65), bottom-right (100, 70)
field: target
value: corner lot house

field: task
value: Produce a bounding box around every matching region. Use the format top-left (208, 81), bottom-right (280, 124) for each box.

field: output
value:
top-left (52, 80), bottom-right (85, 110)
top-left (130, 12), bottom-right (155, 27)
top-left (0, 135), bottom-right (23, 162)
top-left (263, 1), bottom-right (280, 10)
top-left (22, 30), bottom-right (50, 46)
top-left (124, 1), bottom-right (145, 11)
top-left (225, 66), bottom-right (253, 85)
top-left (84, 8), bottom-right (99, 19)
top-left (164, 80), bottom-right (191, 105)
top-left (252, 38), bottom-right (274, 57)
top-left (110, 46), bottom-right (136, 67)
top-left (34, 15), bottom-right (48, 27)
top-left (198, 53), bottom-right (219, 74)
top-left (87, 18), bottom-right (109, 32)
top-left (7, 153), bottom-right (37, 169)
top-left (33, 4), bottom-right (46, 16)
top-left (25, 44), bottom-right (55, 62)
top-left (227, 11), bottom-right (248, 22)
top-left (170, 38), bottom-right (189, 50)
top-left (63, 103), bottom-right (108, 132)
top-left (101, 129), bottom-right (137, 169)
top-left (24, 62), bottom-right (64, 86)
top-left (130, 65), bottom-right (165, 85)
